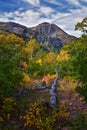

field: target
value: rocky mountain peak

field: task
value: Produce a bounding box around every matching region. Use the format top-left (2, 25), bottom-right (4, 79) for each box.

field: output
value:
top-left (31, 22), bottom-right (61, 35)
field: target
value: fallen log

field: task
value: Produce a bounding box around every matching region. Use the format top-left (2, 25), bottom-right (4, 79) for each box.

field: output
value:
top-left (12, 84), bottom-right (51, 97)
top-left (33, 84), bottom-right (51, 90)
top-left (50, 70), bottom-right (58, 107)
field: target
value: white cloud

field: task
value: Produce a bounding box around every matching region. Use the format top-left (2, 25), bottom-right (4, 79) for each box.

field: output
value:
top-left (0, 1), bottom-right (86, 37)
top-left (0, 5), bottom-right (56, 26)
top-left (43, 0), bottom-right (62, 6)
top-left (24, 0), bottom-right (40, 6)
top-left (14, 10), bottom-right (41, 26)
top-left (66, 0), bottom-right (81, 7)
top-left (80, 0), bottom-right (87, 2)
top-left (52, 7), bottom-right (87, 37)
top-left (0, 7), bottom-right (53, 27)
top-left (39, 6), bottom-right (54, 16)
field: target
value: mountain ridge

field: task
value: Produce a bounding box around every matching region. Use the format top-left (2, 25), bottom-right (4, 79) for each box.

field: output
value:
top-left (0, 21), bottom-right (76, 49)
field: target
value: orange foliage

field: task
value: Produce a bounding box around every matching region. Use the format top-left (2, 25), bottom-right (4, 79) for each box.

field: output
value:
top-left (41, 75), bottom-right (53, 84)
top-left (22, 61), bottom-right (28, 67)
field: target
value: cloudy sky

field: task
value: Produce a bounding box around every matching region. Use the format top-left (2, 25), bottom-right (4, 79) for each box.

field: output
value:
top-left (0, 0), bottom-right (87, 37)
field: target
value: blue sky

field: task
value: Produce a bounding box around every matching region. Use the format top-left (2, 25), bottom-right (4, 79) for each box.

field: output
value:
top-left (0, 0), bottom-right (87, 37)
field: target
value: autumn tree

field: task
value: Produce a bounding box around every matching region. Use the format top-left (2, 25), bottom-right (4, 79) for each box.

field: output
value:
top-left (0, 32), bottom-right (25, 46)
top-left (56, 50), bottom-right (70, 62)
top-left (42, 51), bottom-right (57, 75)
top-left (75, 17), bottom-right (87, 34)
top-left (22, 38), bottom-right (40, 59)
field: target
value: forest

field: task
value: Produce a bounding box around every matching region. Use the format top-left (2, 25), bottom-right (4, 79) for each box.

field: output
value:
top-left (0, 17), bottom-right (87, 130)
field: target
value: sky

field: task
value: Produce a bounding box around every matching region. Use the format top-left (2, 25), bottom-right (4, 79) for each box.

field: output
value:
top-left (0, 0), bottom-right (87, 37)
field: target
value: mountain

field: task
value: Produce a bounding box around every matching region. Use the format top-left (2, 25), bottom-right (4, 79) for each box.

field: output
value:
top-left (0, 22), bottom-right (28, 35)
top-left (0, 21), bottom-right (76, 49)
top-left (30, 22), bottom-right (76, 49)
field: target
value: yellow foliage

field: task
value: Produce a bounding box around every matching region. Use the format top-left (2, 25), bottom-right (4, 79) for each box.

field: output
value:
top-left (23, 103), bottom-right (55, 130)
top-left (23, 73), bottom-right (31, 83)
top-left (7, 113), bottom-right (10, 120)
top-left (59, 76), bottom-right (79, 90)
top-left (22, 47), bottom-right (30, 55)
top-left (36, 59), bottom-right (42, 65)
top-left (22, 100), bottom-right (70, 130)
top-left (47, 74), bottom-right (56, 79)
top-left (27, 38), bottom-right (40, 50)
top-left (22, 38), bottom-right (40, 59)
top-left (58, 102), bottom-right (70, 118)
top-left (56, 50), bottom-right (70, 62)
top-left (3, 97), bottom-right (15, 113)
top-left (0, 35), bottom-right (6, 45)
top-left (6, 34), bottom-right (25, 45)
top-left (43, 52), bottom-right (57, 64)
top-left (0, 33), bottom-right (25, 46)
top-left (21, 73), bottom-right (34, 88)
top-left (0, 117), bottom-right (3, 123)
top-left (3, 97), bottom-right (15, 104)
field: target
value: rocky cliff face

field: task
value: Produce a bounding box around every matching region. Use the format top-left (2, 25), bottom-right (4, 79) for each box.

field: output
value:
top-left (0, 21), bottom-right (76, 49)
